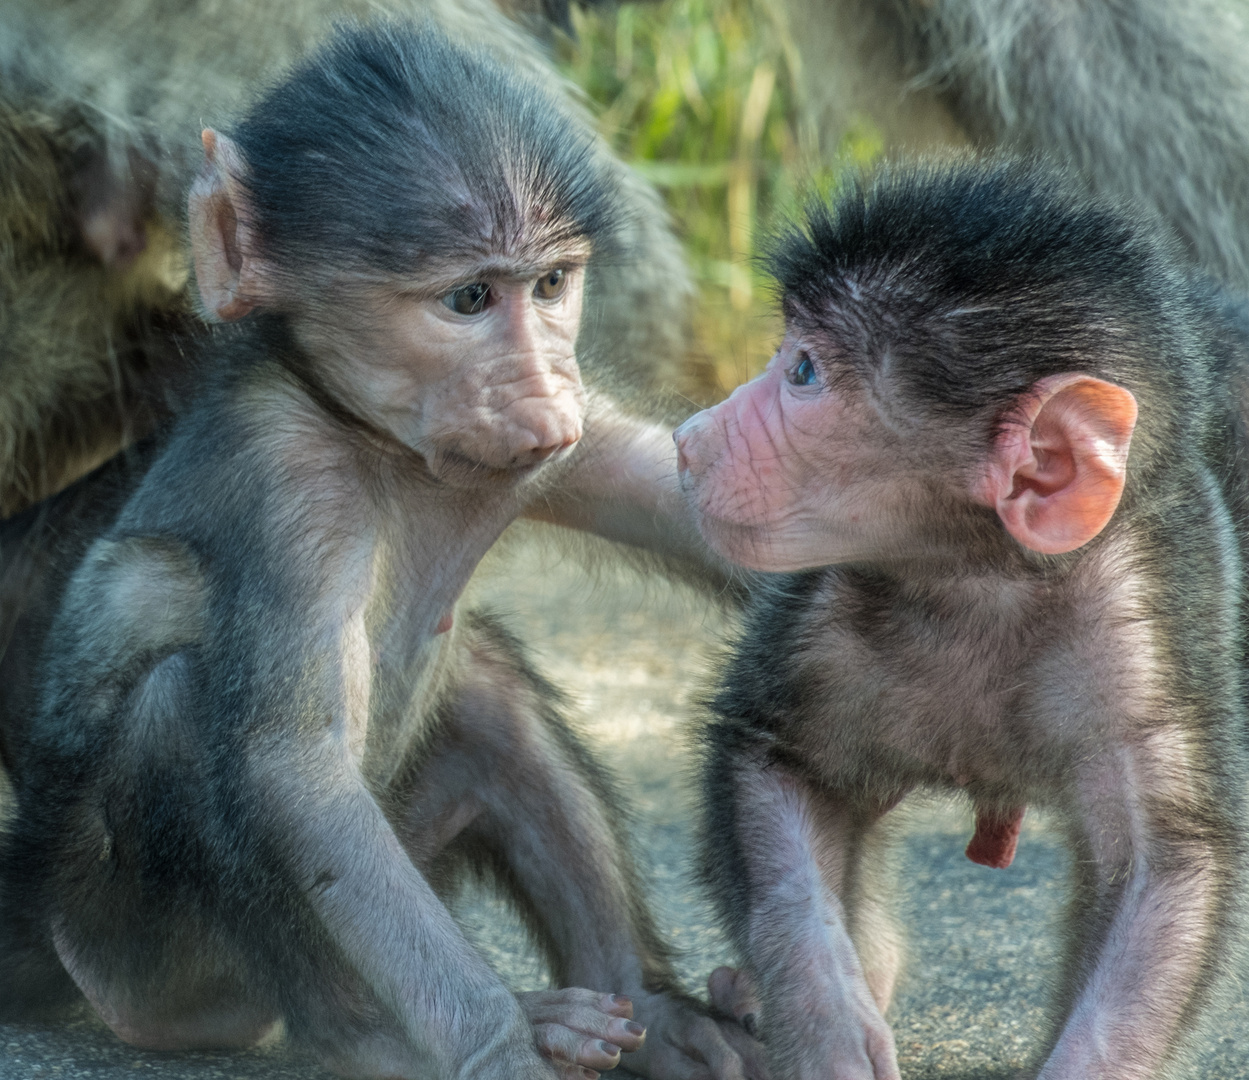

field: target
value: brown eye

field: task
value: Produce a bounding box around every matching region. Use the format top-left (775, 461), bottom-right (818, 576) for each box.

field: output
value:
top-left (442, 282), bottom-right (490, 315)
top-left (533, 269), bottom-right (567, 301)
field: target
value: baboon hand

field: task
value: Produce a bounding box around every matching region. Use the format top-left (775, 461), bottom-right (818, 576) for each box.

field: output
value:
top-left (707, 966), bottom-right (763, 1037)
top-left (619, 990), bottom-right (771, 1080)
top-left (518, 988), bottom-right (645, 1078)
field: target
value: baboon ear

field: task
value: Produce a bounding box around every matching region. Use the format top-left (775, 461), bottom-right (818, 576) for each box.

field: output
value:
top-left (188, 130), bottom-right (267, 321)
top-left (976, 375), bottom-right (1138, 555)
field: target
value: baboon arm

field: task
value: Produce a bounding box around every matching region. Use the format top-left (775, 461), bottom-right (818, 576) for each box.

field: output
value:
top-left (266, 742), bottom-right (548, 1079)
top-left (530, 396), bottom-right (737, 584)
top-left (726, 757), bottom-right (900, 1080)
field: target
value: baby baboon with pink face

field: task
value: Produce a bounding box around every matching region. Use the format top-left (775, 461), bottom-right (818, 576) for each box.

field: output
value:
top-left (678, 160), bottom-right (1249, 1080)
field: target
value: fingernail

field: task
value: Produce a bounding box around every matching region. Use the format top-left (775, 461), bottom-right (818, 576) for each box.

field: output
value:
top-left (599, 1041), bottom-right (621, 1056)
top-left (611, 994), bottom-right (632, 1007)
top-left (624, 1020), bottom-right (645, 1037)
top-left (742, 1012), bottom-right (758, 1038)
top-left (580, 1069), bottom-right (598, 1080)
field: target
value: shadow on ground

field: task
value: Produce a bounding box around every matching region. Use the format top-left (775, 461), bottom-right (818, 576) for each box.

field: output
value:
top-left (3, 526), bottom-right (1247, 1078)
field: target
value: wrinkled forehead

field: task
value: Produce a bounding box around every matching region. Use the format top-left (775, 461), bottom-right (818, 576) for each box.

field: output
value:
top-left (342, 198), bottom-right (595, 291)
top-left (394, 242), bottom-right (594, 296)
top-left (427, 189), bottom-right (595, 270)
top-left (321, 140), bottom-right (607, 280)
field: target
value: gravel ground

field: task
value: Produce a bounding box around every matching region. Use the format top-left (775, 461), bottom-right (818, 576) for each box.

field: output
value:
top-left (2, 526), bottom-right (1247, 1079)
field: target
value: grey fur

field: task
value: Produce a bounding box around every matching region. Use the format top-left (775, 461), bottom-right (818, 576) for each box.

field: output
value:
top-left (696, 160), bottom-right (1249, 1079)
top-left (785, 0), bottom-right (1249, 291)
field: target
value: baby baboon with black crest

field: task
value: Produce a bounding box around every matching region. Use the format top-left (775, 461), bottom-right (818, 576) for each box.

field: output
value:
top-left (678, 160), bottom-right (1249, 1080)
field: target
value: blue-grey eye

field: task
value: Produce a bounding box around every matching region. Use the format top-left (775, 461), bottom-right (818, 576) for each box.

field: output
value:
top-left (789, 352), bottom-right (817, 386)
top-left (443, 282), bottom-right (490, 315)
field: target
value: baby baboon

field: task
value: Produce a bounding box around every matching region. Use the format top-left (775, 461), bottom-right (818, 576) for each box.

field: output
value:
top-left (678, 160), bottom-right (1249, 1079)
top-left (0, 23), bottom-right (759, 1080)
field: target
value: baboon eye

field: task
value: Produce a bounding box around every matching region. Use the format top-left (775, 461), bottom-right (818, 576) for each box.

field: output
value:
top-left (442, 282), bottom-right (491, 315)
top-left (788, 352), bottom-right (817, 386)
top-left (533, 268), bottom-right (567, 301)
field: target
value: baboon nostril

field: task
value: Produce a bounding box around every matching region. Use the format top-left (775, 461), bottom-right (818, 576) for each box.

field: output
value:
top-left (524, 435), bottom-right (577, 463)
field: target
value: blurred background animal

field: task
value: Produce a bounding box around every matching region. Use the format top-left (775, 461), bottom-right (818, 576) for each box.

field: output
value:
top-left (786, 0), bottom-right (1249, 292)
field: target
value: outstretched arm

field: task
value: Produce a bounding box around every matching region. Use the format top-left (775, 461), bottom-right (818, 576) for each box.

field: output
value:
top-left (529, 394), bottom-right (740, 592)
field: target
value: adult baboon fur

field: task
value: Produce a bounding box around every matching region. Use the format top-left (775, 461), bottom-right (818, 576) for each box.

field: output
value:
top-left (0, 0), bottom-right (690, 517)
top-left (785, 0), bottom-right (1249, 292)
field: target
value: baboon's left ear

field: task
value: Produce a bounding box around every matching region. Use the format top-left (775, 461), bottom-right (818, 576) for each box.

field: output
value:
top-left (975, 374), bottom-right (1138, 555)
top-left (188, 130), bottom-right (269, 321)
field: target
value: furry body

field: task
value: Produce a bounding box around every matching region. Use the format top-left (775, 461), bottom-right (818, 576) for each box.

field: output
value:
top-left (0, 26), bottom-right (760, 1079)
top-left (679, 161), bottom-right (1249, 1078)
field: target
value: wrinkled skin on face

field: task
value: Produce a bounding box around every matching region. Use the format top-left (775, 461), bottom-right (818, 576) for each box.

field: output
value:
top-left (189, 128), bottom-right (588, 491)
top-left (673, 331), bottom-right (947, 572)
top-left (307, 264), bottom-right (588, 488)
top-left (674, 328), bottom-right (1136, 571)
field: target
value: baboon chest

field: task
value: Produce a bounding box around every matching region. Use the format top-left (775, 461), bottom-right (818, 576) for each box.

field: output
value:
top-left (769, 573), bottom-right (1117, 792)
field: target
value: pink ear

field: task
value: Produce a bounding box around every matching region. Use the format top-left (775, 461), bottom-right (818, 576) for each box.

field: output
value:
top-left (978, 375), bottom-right (1137, 554)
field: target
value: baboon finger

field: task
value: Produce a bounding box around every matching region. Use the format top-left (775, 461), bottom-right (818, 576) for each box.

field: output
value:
top-left (533, 1023), bottom-right (623, 1072)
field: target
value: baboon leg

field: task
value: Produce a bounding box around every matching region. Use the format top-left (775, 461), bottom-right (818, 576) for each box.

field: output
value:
top-left (391, 612), bottom-right (674, 1073)
top-left (0, 650), bottom-right (280, 1050)
top-left (842, 815), bottom-right (905, 1013)
top-left (397, 613), bottom-right (671, 986)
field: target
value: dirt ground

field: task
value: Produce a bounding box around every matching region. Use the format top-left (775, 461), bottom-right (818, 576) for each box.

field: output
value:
top-left (2, 526), bottom-right (1248, 1078)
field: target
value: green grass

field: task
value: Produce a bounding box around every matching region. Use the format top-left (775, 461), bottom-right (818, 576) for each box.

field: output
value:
top-left (556, 0), bottom-right (881, 397)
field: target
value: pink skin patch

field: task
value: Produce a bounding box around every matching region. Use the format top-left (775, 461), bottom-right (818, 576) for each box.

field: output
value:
top-left (965, 806), bottom-right (1025, 869)
top-left (675, 333), bottom-right (934, 572)
top-left (674, 366), bottom-right (797, 530)
top-left (435, 611), bottom-right (454, 635)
